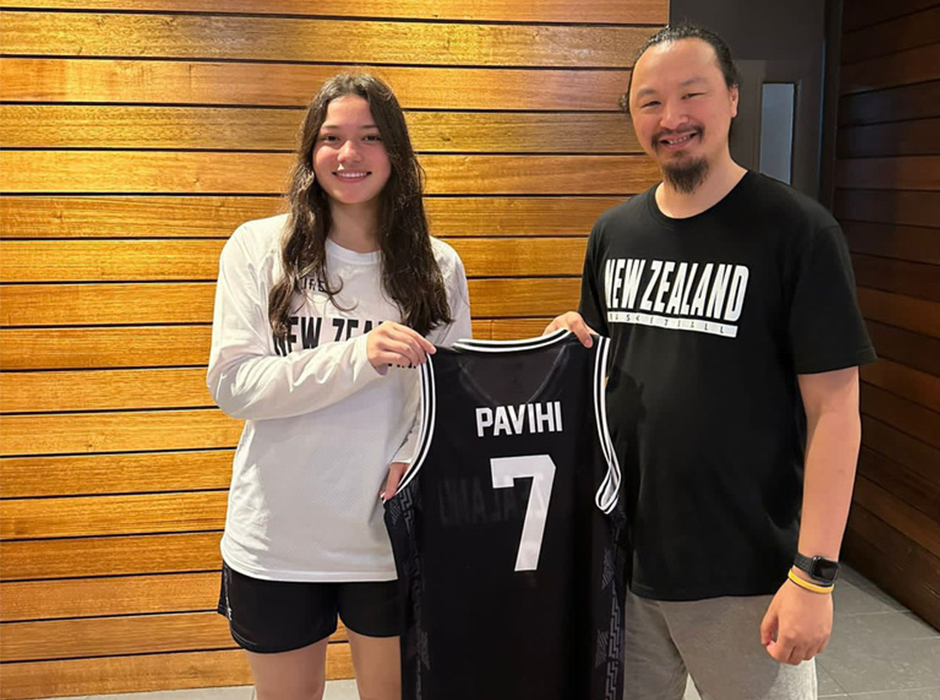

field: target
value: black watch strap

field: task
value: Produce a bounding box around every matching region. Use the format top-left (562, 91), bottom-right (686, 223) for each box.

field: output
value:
top-left (793, 552), bottom-right (840, 584)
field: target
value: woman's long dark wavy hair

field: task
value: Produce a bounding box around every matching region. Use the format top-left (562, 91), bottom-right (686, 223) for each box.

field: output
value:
top-left (269, 72), bottom-right (452, 339)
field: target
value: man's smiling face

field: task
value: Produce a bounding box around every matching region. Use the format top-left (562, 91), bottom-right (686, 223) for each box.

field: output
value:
top-left (629, 38), bottom-right (739, 192)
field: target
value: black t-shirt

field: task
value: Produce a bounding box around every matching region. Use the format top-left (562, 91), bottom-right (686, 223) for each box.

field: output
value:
top-left (579, 172), bottom-right (876, 600)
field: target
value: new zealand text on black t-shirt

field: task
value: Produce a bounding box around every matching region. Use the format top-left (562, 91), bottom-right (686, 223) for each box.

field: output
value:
top-left (604, 256), bottom-right (749, 338)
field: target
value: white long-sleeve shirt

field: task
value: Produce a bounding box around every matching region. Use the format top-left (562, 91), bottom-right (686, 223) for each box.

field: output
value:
top-left (207, 214), bottom-right (472, 581)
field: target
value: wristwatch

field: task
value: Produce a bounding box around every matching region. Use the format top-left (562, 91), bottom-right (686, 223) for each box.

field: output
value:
top-left (793, 553), bottom-right (841, 584)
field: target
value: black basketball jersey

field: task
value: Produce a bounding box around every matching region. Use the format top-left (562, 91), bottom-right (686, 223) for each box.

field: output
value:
top-left (384, 329), bottom-right (628, 700)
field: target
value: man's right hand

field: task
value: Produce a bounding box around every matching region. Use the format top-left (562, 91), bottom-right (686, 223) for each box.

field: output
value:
top-left (543, 311), bottom-right (596, 348)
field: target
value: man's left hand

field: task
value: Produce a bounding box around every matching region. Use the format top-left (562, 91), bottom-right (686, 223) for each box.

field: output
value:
top-left (760, 575), bottom-right (833, 665)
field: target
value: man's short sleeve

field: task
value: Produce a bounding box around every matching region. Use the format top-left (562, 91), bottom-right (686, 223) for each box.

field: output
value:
top-left (788, 224), bottom-right (877, 374)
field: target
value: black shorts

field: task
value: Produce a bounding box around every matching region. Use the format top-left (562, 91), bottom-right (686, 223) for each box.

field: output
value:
top-left (217, 563), bottom-right (403, 654)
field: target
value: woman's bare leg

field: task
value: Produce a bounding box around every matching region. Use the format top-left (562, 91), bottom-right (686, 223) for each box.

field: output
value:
top-left (347, 628), bottom-right (401, 700)
top-left (246, 638), bottom-right (330, 700)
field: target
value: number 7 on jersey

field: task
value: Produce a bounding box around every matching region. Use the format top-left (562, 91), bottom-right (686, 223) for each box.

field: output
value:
top-left (490, 455), bottom-right (557, 572)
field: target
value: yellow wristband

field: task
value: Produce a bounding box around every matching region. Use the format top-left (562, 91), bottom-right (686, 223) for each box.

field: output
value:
top-left (788, 569), bottom-right (834, 594)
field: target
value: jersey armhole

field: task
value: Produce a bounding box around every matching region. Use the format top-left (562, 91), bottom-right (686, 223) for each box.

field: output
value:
top-left (592, 336), bottom-right (621, 514)
top-left (389, 354), bottom-right (436, 499)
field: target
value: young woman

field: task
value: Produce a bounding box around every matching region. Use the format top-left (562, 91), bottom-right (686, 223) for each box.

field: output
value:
top-left (207, 73), bottom-right (472, 700)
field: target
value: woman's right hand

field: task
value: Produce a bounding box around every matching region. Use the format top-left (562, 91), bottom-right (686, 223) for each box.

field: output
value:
top-left (544, 311), bottom-right (596, 348)
top-left (367, 321), bottom-right (436, 370)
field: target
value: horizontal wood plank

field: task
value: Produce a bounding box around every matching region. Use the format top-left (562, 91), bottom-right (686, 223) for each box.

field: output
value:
top-left (0, 572), bottom-right (218, 622)
top-left (861, 359), bottom-right (940, 413)
top-left (0, 195), bottom-right (621, 239)
top-left (834, 189), bottom-right (940, 228)
top-left (0, 278), bottom-right (581, 326)
top-left (862, 415), bottom-right (940, 491)
top-left (0, 450), bottom-right (232, 498)
top-left (0, 195), bottom-right (280, 239)
top-left (0, 106), bottom-right (640, 153)
top-left (0, 58), bottom-right (631, 111)
top-left (1, 491), bottom-right (228, 540)
top-left (843, 221), bottom-right (940, 265)
top-left (842, 0), bottom-right (940, 32)
top-left (0, 612), bottom-right (346, 662)
top-left (0, 104), bottom-right (304, 151)
top-left (0, 646), bottom-right (352, 700)
top-left (0, 237), bottom-right (587, 283)
top-left (485, 318), bottom-right (555, 340)
top-left (858, 447), bottom-right (940, 525)
top-left (0, 150), bottom-right (292, 194)
top-left (837, 117), bottom-right (940, 158)
top-left (838, 80), bottom-right (940, 126)
top-left (854, 475), bottom-right (940, 557)
top-left (840, 6), bottom-right (940, 65)
top-left (857, 286), bottom-right (940, 338)
top-left (861, 381), bottom-right (940, 450)
top-left (835, 156), bottom-right (940, 191)
top-left (0, 317), bottom-right (552, 371)
top-left (866, 320), bottom-right (940, 377)
top-left (0, 240), bottom-right (226, 283)
top-left (428, 198), bottom-right (618, 236)
top-left (0, 368), bottom-right (212, 413)
top-left (0, 325), bottom-right (213, 371)
top-left (0, 151), bottom-right (659, 195)
top-left (1, 532), bottom-right (222, 581)
top-left (0, 282), bottom-right (216, 326)
top-left (0, 408), bottom-right (241, 456)
top-left (853, 464), bottom-right (940, 540)
top-left (0, 0), bottom-right (668, 24)
top-left (843, 505), bottom-right (940, 631)
top-left (0, 11), bottom-right (652, 68)
top-left (851, 253), bottom-right (940, 302)
top-left (840, 43), bottom-right (940, 96)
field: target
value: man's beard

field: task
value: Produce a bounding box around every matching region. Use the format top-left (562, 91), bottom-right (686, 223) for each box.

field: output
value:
top-left (662, 156), bottom-right (709, 194)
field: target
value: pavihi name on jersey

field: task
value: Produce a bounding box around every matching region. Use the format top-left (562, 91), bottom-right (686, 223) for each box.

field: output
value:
top-left (474, 401), bottom-right (563, 438)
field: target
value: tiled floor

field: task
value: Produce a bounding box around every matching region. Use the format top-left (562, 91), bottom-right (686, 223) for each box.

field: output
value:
top-left (47, 566), bottom-right (939, 700)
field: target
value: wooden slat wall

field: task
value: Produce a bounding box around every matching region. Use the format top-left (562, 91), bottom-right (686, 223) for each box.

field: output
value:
top-left (833, 0), bottom-right (940, 630)
top-left (0, 2), bottom-right (666, 698)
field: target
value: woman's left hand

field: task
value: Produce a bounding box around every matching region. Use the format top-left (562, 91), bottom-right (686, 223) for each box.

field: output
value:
top-left (381, 461), bottom-right (408, 500)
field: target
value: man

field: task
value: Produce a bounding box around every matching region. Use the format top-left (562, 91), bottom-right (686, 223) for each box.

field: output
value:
top-left (547, 24), bottom-right (876, 700)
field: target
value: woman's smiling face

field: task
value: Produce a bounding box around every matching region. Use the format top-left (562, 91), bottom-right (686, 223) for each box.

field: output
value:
top-left (313, 95), bottom-right (392, 208)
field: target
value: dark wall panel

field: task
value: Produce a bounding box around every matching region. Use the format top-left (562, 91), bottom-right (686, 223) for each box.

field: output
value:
top-left (835, 0), bottom-right (940, 630)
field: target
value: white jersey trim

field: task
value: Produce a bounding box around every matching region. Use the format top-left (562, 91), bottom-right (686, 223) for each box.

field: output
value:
top-left (392, 352), bottom-right (436, 497)
top-left (452, 328), bottom-right (571, 353)
top-left (593, 336), bottom-right (621, 514)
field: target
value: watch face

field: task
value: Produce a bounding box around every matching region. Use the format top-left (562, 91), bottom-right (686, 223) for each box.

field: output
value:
top-left (812, 557), bottom-right (840, 582)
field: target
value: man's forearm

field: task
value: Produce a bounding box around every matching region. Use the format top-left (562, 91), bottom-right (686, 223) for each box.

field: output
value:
top-left (796, 369), bottom-right (862, 561)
